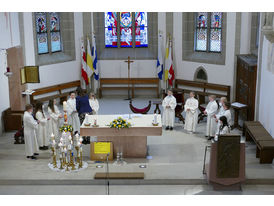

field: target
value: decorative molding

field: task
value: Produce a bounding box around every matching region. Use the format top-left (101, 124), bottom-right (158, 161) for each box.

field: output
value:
top-left (262, 12), bottom-right (274, 43)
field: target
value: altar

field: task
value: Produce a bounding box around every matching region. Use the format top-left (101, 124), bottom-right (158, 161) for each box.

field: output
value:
top-left (80, 114), bottom-right (162, 158)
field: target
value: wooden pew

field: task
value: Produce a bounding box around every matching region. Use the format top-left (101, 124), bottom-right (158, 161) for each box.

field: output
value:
top-left (30, 80), bottom-right (81, 105)
top-left (98, 78), bottom-right (160, 98)
top-left (243, 121), bottom-right (274, 164)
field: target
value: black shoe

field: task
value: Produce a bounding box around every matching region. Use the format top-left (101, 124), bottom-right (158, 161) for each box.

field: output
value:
top-left (31, 156), bottom-right (37, 160)
top-left (205, 136), bottom-right (209, 138)
top-left (27, 156), bottom-right (31, 159)
top-left (43, 146), bottom-right (49, 150)
top-left (207, 136), bottom-right (214, 141)
top-left (39, 147), bottom-right (44, 150)
top-left (169, 127), bottom-right (173, 131)
top-left (34, 153), bottom-right (39, 156)
top-left (165, 126), bottom-right (170, 130)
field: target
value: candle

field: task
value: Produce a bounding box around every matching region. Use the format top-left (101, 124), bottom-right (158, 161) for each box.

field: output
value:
top-left (60, 154), bottom-right (62, 159)
top-left (80, 147), bottom-right (82, 152)
top-left (52, 140), bottom-right (56, 145)
top-left (63, 101), bottom-right (67, 111)
top-left (68, 135), bottom-right (72, 141)
top-left (51, 133), bottom-right (54, 140)
top-left (64, 148), bottom-right (67, 153)
top-left (68, 144), bottom-right (71, 150)
top-left (154, 113), bottom-right (157, 124)
top-left (79, 137), bottom-right (83, 142)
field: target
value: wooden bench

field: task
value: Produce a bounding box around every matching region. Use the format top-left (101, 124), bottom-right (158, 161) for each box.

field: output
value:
top-left (30, 80), bottom-right (81, 105)
top-left (98, 78), bottom-right (160, 98)
top-left (243, 121), bottom-right (274, 164)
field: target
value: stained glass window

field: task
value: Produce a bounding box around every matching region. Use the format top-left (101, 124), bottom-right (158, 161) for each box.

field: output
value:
top-left (49, 12), bottom-right (62, 52)
top-left (120, 12), bottom-right (133, 47)
top-left (195, 12), bottom-right (222, 53)
top-left (35, 12), bottom-right (62, 54)
top-left (195, 12), bottom-right (208, 51)
top-left (209, 12), bottom-right (222, 52)
top-left (35, 12), bottom-right (48, 54)
top-left (135, 12), bottom-right (148, 47)
top-left (104, 12), bottom-right (118, 47)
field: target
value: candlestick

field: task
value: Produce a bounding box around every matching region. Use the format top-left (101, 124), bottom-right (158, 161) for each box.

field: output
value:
top-left (63, 101), bottom-right (67, 111)
top-left (154, 113), bottom-right (157, 124)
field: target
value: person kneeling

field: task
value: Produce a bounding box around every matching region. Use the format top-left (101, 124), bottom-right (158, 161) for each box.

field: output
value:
top-left (162, 89), bottom-right (177, 131)
top-left (214, 116), bottom-right (230, 142)
top-left (24, 104), bottom-right (39, 160)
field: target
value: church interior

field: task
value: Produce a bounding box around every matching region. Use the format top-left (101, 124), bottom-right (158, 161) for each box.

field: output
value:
top-left (1, 6), bottom-right (274, 198)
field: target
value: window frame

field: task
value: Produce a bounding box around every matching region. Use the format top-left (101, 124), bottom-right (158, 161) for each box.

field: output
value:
top-left (35, 12), bottom-right (63, 55)
top-left (194, 12), bottom-right (223, 53)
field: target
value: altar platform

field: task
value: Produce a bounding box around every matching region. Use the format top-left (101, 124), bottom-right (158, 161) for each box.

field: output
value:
top-left (0, 98), bottom-right (274, 186)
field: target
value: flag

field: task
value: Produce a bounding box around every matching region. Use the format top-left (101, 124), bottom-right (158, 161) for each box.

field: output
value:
top-left (164, 36), bottom-right (169, 81)
top-left (91, 34), bottom-right (99, 80)
top-left (81, 40), bottom-right (88, 88)
top-left (165, 36), bottom-right (175, 86)
top-left (86, 38), bottom-right (94, 81)
top-left (157, 33), bottom-right (163, 80)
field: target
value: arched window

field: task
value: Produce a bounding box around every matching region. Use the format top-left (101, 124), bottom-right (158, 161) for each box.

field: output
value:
top-left (195, 12), bottom-right (222, 52)
top-left (35, 12), bottom-right (62, 54)
top-left (104, 12), bottom-right (148, 48)
top-left (194, 66), bottom-right (208, 82)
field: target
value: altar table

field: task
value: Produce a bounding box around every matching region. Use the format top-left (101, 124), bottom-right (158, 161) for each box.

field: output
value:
top-left (80, 114), bottom-right (162, 158)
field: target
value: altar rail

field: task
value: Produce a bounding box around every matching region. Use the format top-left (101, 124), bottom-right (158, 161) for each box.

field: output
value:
top-left (98, 78), bottom-right (160, 98)
top-left (30, 80), bottom-right (81, 105)
top-left (174, 79), bottom-right (231, 104)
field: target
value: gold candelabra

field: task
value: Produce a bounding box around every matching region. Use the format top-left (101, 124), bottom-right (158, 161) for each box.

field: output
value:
top-left (75, 146), bottom-right (80, 164)
top-left (51, 147), bottom-right (57, 168)
top-left (69, 150), bottom-right (76, 170)
top-left (79, 150), bottom-right (83, 168)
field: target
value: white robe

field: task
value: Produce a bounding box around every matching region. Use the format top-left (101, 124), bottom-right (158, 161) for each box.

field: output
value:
top-left (23, 111), bottom-right (39, 156)
top-left (48, 105), bottom-right (61, 139)
top-left (162, 95), bottom-right (177, 127)
top-left (67, 98), bottom-right (81, 133)
top-left (214, 125), bottom-right (230, 141)
top-left (184, 97), bottom-right (199, 132)
top-left (205, 100), bottom-right (218, 137)
top-left (35, 111), bottom-right (49, 147)
top-left (89, 99), bottom-right (99, 115)
top-left (215, 109), bottom-right (232, 135)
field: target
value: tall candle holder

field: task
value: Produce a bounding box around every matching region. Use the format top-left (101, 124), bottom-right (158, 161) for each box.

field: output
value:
top-left (79, 147), bottom-right (83, 168)
top-left (51, 147), bottom-right (57, 168)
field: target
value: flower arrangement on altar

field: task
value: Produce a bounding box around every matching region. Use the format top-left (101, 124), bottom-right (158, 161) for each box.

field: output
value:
top-left (59, 124), bottom-right (73, 133)
top-left (108, 117), bottom-right (131, 129)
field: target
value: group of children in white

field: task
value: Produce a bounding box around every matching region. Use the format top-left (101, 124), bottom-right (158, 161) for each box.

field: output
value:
top-left (24, 89), bottom-right (231, 160)
top-left (23, 92), bottom-right (99, 160)
top-left (162, 90), bottom-right (231, 141)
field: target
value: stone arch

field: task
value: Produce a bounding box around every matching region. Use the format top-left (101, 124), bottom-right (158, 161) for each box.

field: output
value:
top-left (194, 66), bottom-right (208, 82)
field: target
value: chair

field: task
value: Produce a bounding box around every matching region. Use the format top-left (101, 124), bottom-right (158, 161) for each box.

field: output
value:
top-left (129, 100), bottom-right (151, 114)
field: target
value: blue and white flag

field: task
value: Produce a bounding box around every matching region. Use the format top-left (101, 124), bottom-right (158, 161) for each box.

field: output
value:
top-left (91, 34), bottom-right (99, 80)
top-left (157, 32), bottom-right (163, 80)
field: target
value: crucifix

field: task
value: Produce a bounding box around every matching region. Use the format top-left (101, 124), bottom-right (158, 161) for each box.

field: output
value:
top-left (124, 56), bottom-right (134, 100)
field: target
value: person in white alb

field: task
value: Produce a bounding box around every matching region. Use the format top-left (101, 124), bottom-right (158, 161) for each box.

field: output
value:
top-left (89, 93), bottom-right (99, 115)
top-left (162, 89), bottom-right (177, 130)
top-left (214, 116), bottom-right (231, 142)
top-left (184, 91), bottom-right (199, 133)
top-left (48, 99), bottom-right (62, 139)
top-left (24, 104), bottom-right (39, 160)
top-left (214, 102), bottom-right (232, 136)
top-left (204, 95), bottom-right (218, 140)
top-left (67, 91), bottom-right (81, 134)
top-left (35, 101), bottom-right (50, 150)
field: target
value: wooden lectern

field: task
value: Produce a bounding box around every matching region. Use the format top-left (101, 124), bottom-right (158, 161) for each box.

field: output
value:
top-left (205, 134), bottom-right (245, 190)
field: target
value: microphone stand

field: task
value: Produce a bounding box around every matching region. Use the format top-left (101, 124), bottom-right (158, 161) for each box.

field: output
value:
top-left (106, 153), bottom-right (110, 195)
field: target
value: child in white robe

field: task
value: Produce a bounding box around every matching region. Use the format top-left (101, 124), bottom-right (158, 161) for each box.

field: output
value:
top-left (23, 104), bottom-right (39, 160)
top-left (204, 95), bottom-right (218, 140)
top-left (162, 89), bottom-right (177, 130)
top-left (214, 116), bottom-right (231, 142)
top-left (35, 101), bottom-right (50, 150)
top-left (89, 93), bottom-right (99, 115)
top-left (48, 99), bottom-right (62, 139)
top-left (184, 91), bottom-right (199, 133)
top-left (67, 91), bottom-right (81, 133)
top-left (215, 102), bottom-right (232, 136)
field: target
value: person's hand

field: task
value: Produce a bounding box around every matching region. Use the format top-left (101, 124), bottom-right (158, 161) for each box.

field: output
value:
top-left (166, 106), bottom-right (170, 108)
top-left (37, 120), bottom-right (40, 124)
top-left (215, 119), bottom-right (218, 123)
top-left (213, 114), bottom-right (216, 118)
top-left (204, 111), bottom-right (207, 115)
top-left (47, 118), bottom-right (50, 120)
top-left (59, 115), bottom-right (63, 118)
top-left (187, 108), bottom-right (190, 111)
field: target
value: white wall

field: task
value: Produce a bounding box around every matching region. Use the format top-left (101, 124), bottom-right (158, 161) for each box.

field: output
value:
top-left (26, 12), bottom-right (83, 90)
top-left (258, 37), bottom-right (274, 137)
top-left (174, 12), bottom-right (237, 100)
top-left (0, 12), bottom-right (20, 134)
top-left (240, 12), bottom-right (252, 54)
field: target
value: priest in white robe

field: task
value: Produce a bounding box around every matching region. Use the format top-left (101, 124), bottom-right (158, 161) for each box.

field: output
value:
top-left (89, 93), bottom-right (99, 115)
top-left (184, 91), bottom-right (199, 133)
top-left (162, 90), bottom-right (177, 130)
top-left (204, 95), bottom-right (218, 140)
top-left (67, 91), bottom-right (81, 133)
top-left (24, 104), bottom-right (39, 160)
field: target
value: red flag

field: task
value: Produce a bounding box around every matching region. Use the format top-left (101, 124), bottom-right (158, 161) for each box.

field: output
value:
top-left (81, 40), bottom-right (88, 86)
